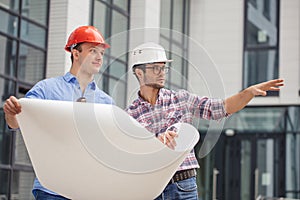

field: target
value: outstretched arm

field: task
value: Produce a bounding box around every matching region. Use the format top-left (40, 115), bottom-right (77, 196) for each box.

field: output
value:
top-left (224, 79), bottom-right (284, 114)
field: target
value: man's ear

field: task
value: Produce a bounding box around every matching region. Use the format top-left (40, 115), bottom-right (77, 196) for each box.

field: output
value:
top-left (72, 49), bottom-right (79, 59)
top-left (135, 68), bottom-right (144, 79)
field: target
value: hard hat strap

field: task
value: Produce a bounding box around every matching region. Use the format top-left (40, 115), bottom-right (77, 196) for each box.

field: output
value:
top-left (70, 43), bottom-right (78, 51)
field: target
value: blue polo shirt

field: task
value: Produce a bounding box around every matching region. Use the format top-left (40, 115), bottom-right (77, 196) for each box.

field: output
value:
top-left (25, 72), bottom-right (114, 196)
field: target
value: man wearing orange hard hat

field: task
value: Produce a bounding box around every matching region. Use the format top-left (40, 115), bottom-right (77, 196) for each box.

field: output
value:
top-left (3, 26), bottom-right (114, 199)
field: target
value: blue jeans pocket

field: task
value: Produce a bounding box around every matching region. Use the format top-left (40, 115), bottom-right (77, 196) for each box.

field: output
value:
top-left (175, 177), bottom-right (197, 192)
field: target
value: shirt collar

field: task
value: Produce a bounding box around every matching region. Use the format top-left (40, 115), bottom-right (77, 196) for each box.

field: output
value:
top-left (63, 72), bottom-right (76, 83)
top-left (63, 72), bottom-right (97, 90)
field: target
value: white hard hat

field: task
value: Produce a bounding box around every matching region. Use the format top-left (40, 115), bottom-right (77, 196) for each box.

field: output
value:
top-left (129, 42), bottom-right (172, 68)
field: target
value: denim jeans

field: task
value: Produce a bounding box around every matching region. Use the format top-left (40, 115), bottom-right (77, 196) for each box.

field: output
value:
top-left (32, 190), bottom-right (70, 200)
top-left (154, 177), bottom-right (198, 200)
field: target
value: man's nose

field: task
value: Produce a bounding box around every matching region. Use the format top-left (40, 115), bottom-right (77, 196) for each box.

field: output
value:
top-left (96, 52), bottom-right (103, 60)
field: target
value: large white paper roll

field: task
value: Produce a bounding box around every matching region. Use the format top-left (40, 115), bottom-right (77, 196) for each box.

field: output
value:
top-left (16, 98), bottom-right (199, 200)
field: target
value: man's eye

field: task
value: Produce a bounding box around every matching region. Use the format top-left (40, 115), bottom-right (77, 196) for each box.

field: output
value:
top-left (154, 66), bottom-right (160, 70)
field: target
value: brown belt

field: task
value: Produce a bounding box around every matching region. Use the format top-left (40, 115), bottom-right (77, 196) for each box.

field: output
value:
top-left (168, 169), bottom-right (197, 185)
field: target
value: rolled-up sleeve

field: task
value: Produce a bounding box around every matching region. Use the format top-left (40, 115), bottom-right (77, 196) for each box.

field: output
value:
top-left (179, 90), bottom-right (228, 120)
top-left (206, 98), bottom-right (228, 120)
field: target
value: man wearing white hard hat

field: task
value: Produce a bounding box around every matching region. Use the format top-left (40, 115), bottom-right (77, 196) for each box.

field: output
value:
top-left (125, 42), bottom-right (284, 200)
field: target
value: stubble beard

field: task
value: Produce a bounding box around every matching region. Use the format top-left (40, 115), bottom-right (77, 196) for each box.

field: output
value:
top-left (145, 83), bottom-right (164, 89)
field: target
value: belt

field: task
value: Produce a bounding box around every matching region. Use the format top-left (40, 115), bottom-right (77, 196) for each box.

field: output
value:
top-left (168, 169), bottom-right (197, 185)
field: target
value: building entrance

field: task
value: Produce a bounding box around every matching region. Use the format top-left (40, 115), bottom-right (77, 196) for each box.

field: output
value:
top-left (214, 133), bottom-right (285, 200)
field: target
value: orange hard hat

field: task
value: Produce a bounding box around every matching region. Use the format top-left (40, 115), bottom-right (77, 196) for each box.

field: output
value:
top-left (64, 26), bottom-right (110, 52)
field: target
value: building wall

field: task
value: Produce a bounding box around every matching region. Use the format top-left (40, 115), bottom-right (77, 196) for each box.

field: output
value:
top-left (279, 0), bottom-right (300, 104)
top-left (46, 0), bottom-right (91, 78)
top-left (46, 1), bottom-right (300, 105)
top-left (188, 0), bottom-right (300, 106)
top-left (189, 0), bottom-right (244, 99)
top-left (45, 0), bottom-right (300, 106)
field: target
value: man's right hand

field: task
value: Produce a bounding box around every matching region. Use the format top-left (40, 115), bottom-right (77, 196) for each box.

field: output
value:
top-left (157, 131), bottom-right (178, 150)
top-left (3, 96), bottom-right (21, 129)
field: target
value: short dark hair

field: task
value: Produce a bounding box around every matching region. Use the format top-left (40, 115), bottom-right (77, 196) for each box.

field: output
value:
top-left (132, 64), bottom-right (146, 82)
top-left (70, 43), bottom-right (83, 63)
top-left (132, 64), bottom-right (146, 74)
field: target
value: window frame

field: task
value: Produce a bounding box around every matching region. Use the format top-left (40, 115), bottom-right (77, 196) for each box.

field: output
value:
top-left (242, 0), bottom-right (280, 96)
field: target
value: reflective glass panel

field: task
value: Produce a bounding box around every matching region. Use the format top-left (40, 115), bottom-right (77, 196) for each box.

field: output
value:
top-left (21, 19), bottom-right (46, 48)
top-left (286, 134), bottom-right (300, 198)
top-left (0, 78), bottom-right (15, 106)
top-left (160, 0), bottom-right (189, 90)
top-left (21, 0), bottom-right (48, 25)
top-left (196, 147), bottom-right (214, 200)
top-left (109, 78), bottom-right (126, 108)
top-left (249, 0), bottom-right (257, 8)
top-left (111, 10), bottom-right (128, 61)
top-left (243, 49), bottom-right (278, 88)
top-left (99, 0), bottom-right (111, 3)
top-left (109, 60), bottom-right (126, 79)
top-left (257, 139), bottom-right (275, 197)
top-left (160, 0), bottom-right (171, 46)
top-left (0, 35), bottom-right (17, 77)
top-left (160, 0), bottom-right (171, 30)
top-left (93, 1), bottom-right (107, 38)
top-left (240, 140), bottom-right (251, 200)
top-left (0, 169), bottom-right (10, 198)
top-left (113, 0), bottom-right (127, 10)
top-left (0, 9), bottom-right (18, 36)
top-left (173, 0), bottom-right (183, 33)
top-left (0, 109), bottom-right (12, 165)
top-left (14, 131), bottom-right (32, 166)
top-left (244, 0), bottom-right (279, 95)
top-left (0, 0), bottom-right (19, 11)
top-left (169, 52), bottom-right (183, 87)
top-left (18, 43), bottom-right (45, 84)
top-left (246, 21), bottom-right (277, 46)
top-left (92, 0), bottom-right (129, 100)
top-left (286, 106), bottom-right (300, 132)
top-left (12, 170), bottom-right (35, 200)
top-left (225, 107), bottom-right (286, 133)
top-left (246, 0), bottom-right (278, 46)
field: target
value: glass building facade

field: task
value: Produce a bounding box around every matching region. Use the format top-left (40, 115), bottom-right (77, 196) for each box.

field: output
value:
top-left (0, 0), bottom-right (49, 199)
top-left (197, 106), bottom-right (300, 199)
top-left (160, 0), bottom-right (189, 90)
top-left (91, 0), bottom-right (130, 108)
top-left (196, 0), bottom-right (300, 199)
top-left (0, 0), bottom-right (299, 200)
top-left (243, 0), bottom-right (280, 96)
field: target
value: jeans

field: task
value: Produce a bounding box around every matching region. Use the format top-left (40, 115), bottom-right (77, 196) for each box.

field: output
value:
top-left (32, 190), bottom-right (70, 200)
top-left (154, 177), bottom-right (198, 200)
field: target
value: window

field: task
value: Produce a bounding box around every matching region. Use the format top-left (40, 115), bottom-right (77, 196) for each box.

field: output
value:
top-left (91, 0), bottom-right (130, 108)
top-left (243, 0), bottom-right (280, 96)
top-left (0, 1), bottom-right (49, 199)
top-left (160, 0), bottom-right (190, 90)
top-left (286, 106), bottom-right (300, 198)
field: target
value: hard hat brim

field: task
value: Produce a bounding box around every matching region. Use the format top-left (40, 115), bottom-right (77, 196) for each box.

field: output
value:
top-left (64, 42), bottom-right (110, 52)
top-left (133, 59), bottom-right (173, 66)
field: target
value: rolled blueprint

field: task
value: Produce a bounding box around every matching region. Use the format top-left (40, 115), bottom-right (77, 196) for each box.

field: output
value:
top-left (16, 98), bottom-right (199, 200)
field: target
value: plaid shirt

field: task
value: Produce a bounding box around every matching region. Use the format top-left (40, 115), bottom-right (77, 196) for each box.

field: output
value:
top-left (125, 88), bottom-right (227, 171)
